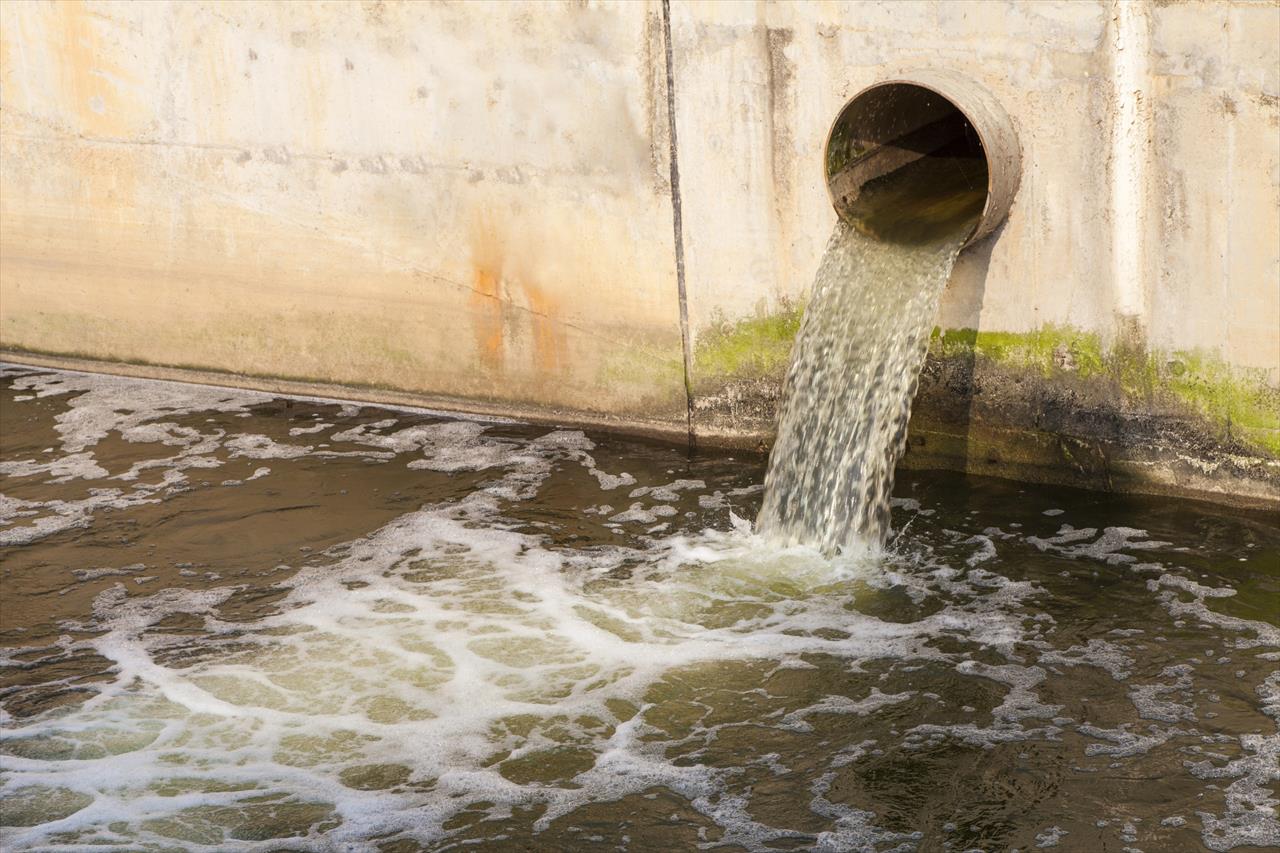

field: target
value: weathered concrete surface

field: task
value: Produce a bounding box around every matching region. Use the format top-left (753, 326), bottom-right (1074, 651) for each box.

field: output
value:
top-left (691, 322), bottom-right (1280, 508)
top-left (902, 330), bottom-right (1280, 509)
top-left (1, 0), bottom-right (1277, 506)
top-left (0, 0), bottom-right (687, 422)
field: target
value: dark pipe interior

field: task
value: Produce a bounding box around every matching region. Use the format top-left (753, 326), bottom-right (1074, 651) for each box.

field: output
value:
top-left (827, 84), bottom-right (988, 245)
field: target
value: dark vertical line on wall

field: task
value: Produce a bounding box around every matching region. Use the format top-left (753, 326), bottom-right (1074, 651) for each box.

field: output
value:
top-left (661, 0), bottom-right (696, 451)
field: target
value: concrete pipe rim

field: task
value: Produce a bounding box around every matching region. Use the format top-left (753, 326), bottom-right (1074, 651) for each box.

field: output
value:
top-left (823, 73), bottom-right (1021, 249)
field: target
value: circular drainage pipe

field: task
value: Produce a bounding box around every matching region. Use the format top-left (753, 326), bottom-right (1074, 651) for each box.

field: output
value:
top-left (824, 70), bottom-right (1021, 247)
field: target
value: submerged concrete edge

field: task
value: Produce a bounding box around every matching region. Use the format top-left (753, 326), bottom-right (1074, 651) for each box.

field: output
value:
top-left (0, 350), bottom-right (692, 448)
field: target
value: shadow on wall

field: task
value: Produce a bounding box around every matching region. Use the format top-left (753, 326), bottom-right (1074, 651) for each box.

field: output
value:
top-left (903, 222), bottom-right (999, 473)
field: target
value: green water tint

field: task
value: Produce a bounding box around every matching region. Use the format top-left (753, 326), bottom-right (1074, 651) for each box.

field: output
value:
top-left (759, 122), bottom-right (985, 554)
top-left (760, 115), bottom-right (987, 555)
top-left (1, 366), bottom-right (1278, 852)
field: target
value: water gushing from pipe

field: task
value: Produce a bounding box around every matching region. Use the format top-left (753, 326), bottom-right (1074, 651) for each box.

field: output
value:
top-left (758, 75), bottom-right (1017, 555)
top-left (756, 221), bottom-right (968, 554)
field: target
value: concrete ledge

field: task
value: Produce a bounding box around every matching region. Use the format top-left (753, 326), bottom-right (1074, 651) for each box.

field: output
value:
top-left (0, 350), bottom-right (692, 448)
top-left (686, 337), bottom-right (1280, 512)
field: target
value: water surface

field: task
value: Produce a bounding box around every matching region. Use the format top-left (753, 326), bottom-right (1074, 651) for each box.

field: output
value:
top-left (1, 365), bottom-right (1277, 851)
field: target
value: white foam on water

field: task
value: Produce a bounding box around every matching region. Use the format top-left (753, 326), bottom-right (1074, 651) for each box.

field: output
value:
top-left (1128, 664), bottom-right (1197, 723)
top-left (780, 689), bottom-right (914, 733)
top-left (1027, 526), bottom-right (1171, 565)
top-left (223, 434), bottom-right (313, 460)
top-left (71, 563), bottom-right (148, 582)
top-left (962, 534), bottom-right (998, 566)
top-left (1192, 732), bottom-right (1280, 852)
top-left (0, 488), bottom-right (165, 547)
top-left (0, 368), bottom-right (600, 548)
top-left (1075, 723), bottom-right (1190, 759)
top-left (628, 479), bottom-right (705, 502)
top-left (591, 470), bottom-right (637, 490)
top-left (289, 423), bottom-right (334, 436)
top-left (0, 452), bottom-right (110, 484)
top-left (610, 503), bottom-right (678, 524)
top-left (809, 769), bottom-right (922, 852)
top-left (1039, 639), bottom-right (1134, 681)
top-left (957, 662), bottom-right (1061, 724)
top-left (0, 371), bottom-right (265, 544)
top-left (0, 419), bottom-right (1058, 849)
top-left (1149, 574), bottom-right (1280, 650)
top-left (1035, 825), bottom-right (1068, 848)
top-left (7, 370), bottom-right (270, 456)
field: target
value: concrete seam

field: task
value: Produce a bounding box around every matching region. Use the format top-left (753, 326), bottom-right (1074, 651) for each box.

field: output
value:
top-left (661, 0), bottom-right (696, 450)
top-left (1108, 0), bottom-right (1151, 327)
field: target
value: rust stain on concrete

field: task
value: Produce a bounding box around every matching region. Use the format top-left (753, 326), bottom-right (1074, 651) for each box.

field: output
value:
top-left (522, 280), bottom-right (568, 374)
top-left (468, 217), bottom-right (508, 374)
top-left (470, 266), bottom-right (506, 373)
top-left (467, 217), bottom-right (568, 378)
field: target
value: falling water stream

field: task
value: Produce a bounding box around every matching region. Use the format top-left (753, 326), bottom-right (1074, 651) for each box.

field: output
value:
top-left (755, 220), bottom-right (967, 554)
top-left (758, 149), bottom-right (986, 556)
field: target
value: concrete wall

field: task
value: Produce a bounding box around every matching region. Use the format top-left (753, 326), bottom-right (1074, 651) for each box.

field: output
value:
top-left (2, 1), bottom-right (1277, 503)
top-left (0, 0), bottom-right (688, 430)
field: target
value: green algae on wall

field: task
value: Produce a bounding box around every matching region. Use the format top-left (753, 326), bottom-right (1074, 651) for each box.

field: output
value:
top-left (595, 345), bottom-right (687, 412)
top-left (1163, 352), bottom-right (1280, 457)
top-left (687, 311), bottom-right (1278, 460)
top-left (691, 301), bottom-right (804, 385)
top-left (928, 325), bottom-right (1280, 457)
top-left (928, 324), bottom-right (1107, 378)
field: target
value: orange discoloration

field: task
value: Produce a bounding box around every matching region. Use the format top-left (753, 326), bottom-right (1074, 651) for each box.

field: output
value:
top-left (467, 215), bottom-right (570, 379)
top-left (522, 281), bottom-right (568, 374)
top-left (470, 266), bottom-right (505, 372)
top-left (468, 215), bottom-right (508, 374)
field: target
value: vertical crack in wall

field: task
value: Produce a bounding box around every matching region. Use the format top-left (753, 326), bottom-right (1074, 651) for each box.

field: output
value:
top-left (661, 0), bottom-right (696, 449)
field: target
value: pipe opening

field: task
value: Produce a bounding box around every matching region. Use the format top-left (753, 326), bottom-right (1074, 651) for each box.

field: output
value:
top-left (825, 76), bottom-right (1020, 248)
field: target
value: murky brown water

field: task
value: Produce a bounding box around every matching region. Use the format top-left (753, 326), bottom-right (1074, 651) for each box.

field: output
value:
top-left (1, 364), bottom-right (1277, 852)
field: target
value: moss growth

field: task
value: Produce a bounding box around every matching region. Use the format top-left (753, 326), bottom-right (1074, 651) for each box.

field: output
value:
top-left (692, 301), bottom-right (805, 383)
top-left (595, 344), bottom-right (686, 415)
top-left (929, 326), bottom-right (1280, 457)
top-left (691, 312), bottom-right (1278, 457)
top-left (1163, 352), bottom-right (1280, 456)
top-left (929, 324), bottom-right (1107, 379)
